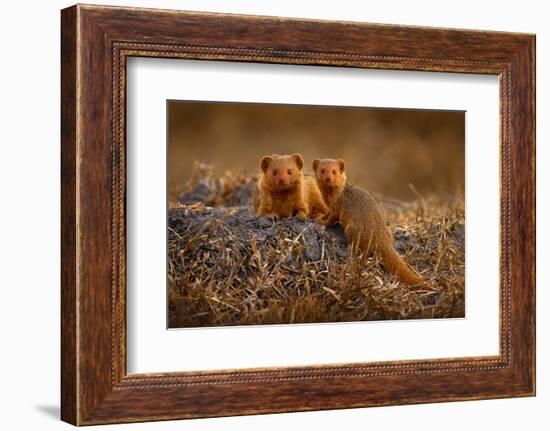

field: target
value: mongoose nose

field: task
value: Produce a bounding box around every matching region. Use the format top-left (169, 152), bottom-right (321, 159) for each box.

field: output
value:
top-left (278, 179), bottom-right (287, 185)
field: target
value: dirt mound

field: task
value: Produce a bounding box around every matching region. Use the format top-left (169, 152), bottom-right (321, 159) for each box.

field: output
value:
top-left (170, 206), bottom-right (348, 263)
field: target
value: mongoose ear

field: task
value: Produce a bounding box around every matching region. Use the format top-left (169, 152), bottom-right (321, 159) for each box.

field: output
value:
top-left (291, 153), bottom-right (304, 171)
top-left (312, 159), bottom-right (320, 172)
top-left (337, 159), bottom-right (346, 173)
top-left (260, 156), bottom-right (273, 173)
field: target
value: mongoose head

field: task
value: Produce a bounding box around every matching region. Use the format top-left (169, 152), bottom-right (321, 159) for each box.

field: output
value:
top-left (260, 153), bottom-right (305, 190)
top-left (312, 159), bottom-right (347, 189)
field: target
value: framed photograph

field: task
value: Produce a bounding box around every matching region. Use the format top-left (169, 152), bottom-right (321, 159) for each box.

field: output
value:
top-left (61, 4), bottom-right (535, 425)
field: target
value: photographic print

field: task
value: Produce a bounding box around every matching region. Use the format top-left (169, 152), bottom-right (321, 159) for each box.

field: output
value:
top-left (167, 101), bottom-right (465, 329)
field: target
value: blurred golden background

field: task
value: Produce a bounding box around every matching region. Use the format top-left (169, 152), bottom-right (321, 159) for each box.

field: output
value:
top-left (168, 101), bottom-right (464, 201)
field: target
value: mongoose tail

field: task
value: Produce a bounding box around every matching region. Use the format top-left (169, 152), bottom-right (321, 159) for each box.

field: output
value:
top-left (376, 236), bottom-right (424, 285)
top-left (344, 221), bottom-right (423, 286)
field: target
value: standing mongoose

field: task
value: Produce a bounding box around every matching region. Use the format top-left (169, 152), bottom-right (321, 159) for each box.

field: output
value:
top-left (313, 158), bottom-right (423, 286)
top-left (253, 153), bottom-right (328, 219)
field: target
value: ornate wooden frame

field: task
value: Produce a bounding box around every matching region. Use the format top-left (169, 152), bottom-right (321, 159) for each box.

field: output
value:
top-left (61, 4), bottom-right (535, 425)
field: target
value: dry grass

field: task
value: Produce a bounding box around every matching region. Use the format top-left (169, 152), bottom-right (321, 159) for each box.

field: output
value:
top-left (168, 165), bottom-right (465, 328)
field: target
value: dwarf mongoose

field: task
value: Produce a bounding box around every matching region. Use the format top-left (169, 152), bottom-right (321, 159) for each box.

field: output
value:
top-left (313, 158), bottom-right (423, 285)
top-left (253, 153), bottom-right (328, 219)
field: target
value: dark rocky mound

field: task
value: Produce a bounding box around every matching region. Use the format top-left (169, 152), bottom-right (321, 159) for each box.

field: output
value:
top-left (171, 180), bottom-right (463, 267)
top-left (168, 206), bottom-right (349, 263)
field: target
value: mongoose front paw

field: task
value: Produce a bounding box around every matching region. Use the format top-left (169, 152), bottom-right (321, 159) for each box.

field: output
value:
top-left (319, 213), bottom-right (330, 222)
top-left (318, 213), bottom-right (334, 226)
top-left (295, 210), bottom-right (307, 220)
top-left (256, 207), bottom-right (271, 217)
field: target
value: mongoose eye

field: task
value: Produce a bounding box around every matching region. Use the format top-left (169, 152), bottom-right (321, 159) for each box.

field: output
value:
top-left (320, 169), bottom-right (325, 174)
top-left (272, 169), bottom-right (278, 176)
top-left (332, 169), bottom-right (337, 175)
top-left (287, 169), bottom-right (292, 175)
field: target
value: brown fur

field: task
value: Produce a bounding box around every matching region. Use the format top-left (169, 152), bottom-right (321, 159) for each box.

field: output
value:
top-left (253, 154), bottom-right (328, 219)
top-left (313, 158), bottom-right (423, 286)
top-left (303, 175), bottom-right (330, 220)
